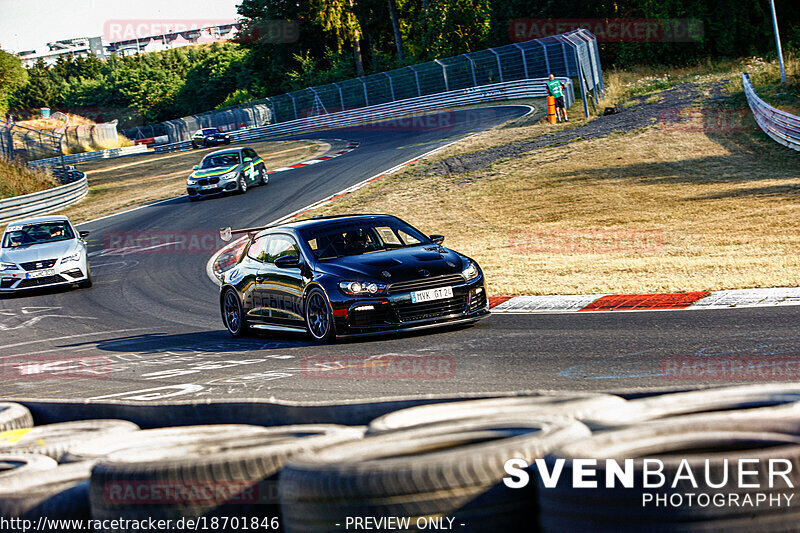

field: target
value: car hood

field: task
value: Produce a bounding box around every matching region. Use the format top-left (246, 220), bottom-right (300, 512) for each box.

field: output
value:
top-left (190, 164), bottom-right (240, 179)
top-left (315, 246), bottom-right (468, 283)
top-left (1, 240), bottom-right (79, 264)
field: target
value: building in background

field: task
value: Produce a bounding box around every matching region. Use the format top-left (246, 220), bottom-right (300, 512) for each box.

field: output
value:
top-left (17, 24), bottom-right (241, 66)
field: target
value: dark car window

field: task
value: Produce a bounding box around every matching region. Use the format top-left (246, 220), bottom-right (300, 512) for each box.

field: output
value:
top-left (3, 222), bottom-right (74, 248)
top-left (301, 219), bottom-right (430, 259)
top-left (243, 149), bottom-right (257, 160)
top-left (200, 153), bottom-right (240, 168)
top-left (203, 128), bottom-right (220, 135)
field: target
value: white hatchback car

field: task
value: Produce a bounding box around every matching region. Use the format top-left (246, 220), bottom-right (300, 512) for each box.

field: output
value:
top-left (0, 216), bottom-right (92, 293)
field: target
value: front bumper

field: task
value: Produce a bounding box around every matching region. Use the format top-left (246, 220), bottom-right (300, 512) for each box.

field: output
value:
top-left (330, 276), bottom-right (489, 336)
top-left (0, 265), bottom-right (88, 293)
top-left (187, 181), bottom-right (239, 198)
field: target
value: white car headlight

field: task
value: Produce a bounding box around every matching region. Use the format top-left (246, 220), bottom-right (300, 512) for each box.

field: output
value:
top-left (461, 262), bottom-right (479, 281)
top-left (61, 252), bottom-right (81, 264)
top-left (0, 262), bottom-right (19, 272)
top-left (339, 281), bottom-right (386, 296)
top-left (220, 171), bottom-right (238, 181)
top-left (187, 178), bottom-right (197, 185)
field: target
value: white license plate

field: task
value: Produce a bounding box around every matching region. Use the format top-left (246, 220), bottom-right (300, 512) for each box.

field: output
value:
top-left (411, 286), bottom-right (453, 303)
top-left (27, 269), bottom-right (55, 279)
top-left (201, 184), bottom-right (218, 190)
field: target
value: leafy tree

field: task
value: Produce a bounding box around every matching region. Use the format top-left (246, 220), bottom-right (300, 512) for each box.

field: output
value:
top-left (0, 50), bottom-right (27, 115)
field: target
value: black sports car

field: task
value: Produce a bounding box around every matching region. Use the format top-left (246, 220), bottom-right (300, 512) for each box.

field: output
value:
top-left (191, 128), bottom-right (231, 149)
top-left (218, 215), bottom-right (489, 342)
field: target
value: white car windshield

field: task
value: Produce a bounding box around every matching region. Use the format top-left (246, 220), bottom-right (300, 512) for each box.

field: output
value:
top-left (2, 222), bottom-right (75, 248)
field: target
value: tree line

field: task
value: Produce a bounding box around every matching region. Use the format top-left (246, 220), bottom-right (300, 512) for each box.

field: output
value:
top-left (1, 0), bottom-right (797, 125)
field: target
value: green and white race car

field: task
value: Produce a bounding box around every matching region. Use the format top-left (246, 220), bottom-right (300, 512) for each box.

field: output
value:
top-left (186, 147), bottom-right (268, 201)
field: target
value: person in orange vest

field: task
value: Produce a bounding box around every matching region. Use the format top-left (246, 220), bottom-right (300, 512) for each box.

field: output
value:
top-left (546, 74), bottom-right (568, 123)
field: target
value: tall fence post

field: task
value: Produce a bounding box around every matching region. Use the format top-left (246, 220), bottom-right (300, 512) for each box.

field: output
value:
top-left (408, 66), bottom-right (422, 97)
top-left (512, 44), bottom-right (529, 79)
top-left (489, 49), bottom-right (504, 82)
top-left (465, 54), bottom-right (479, 86)
top-left (333, 82), bottom-right (345, 110)
top-left (288, 94), bottom-right (299, 120)
top-left (360, 78), bottom-right (370, 107)
top-left (384, 72), bottom-right (396, 101)
top-left (435, 59), bottom-right (449, 91)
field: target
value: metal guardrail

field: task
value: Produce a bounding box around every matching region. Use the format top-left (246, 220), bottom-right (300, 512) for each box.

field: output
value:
top-left (28, 144), bottom-right (149, 168)
top-left (742, 73), bottom-right (800, 151)
top-left (0, 172), bottom-right (88, 224)
top-left (155, 78), bottom-right (572, 153)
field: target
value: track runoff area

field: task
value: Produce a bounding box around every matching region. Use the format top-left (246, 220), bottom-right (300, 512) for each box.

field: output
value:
top-left (1, 107), bottom-right (799, 532)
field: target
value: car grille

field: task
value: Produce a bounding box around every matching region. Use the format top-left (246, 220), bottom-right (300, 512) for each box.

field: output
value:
top-left (197, 177), bottom-right (221, 186)
top-left (349, 303), bottom-right (393, 328)
top-left (469, 289), bottom-right (487, 312)
top-left (393, 294), bottom-right (468, 323)
top-left (19, 259), bottom-right (57, 271)
top-left (387, 274), bottom-right (465, 295)
top-left (16, 274), bottom-right (67, 289)
top-left (0, 279), bottom-right (15, 289)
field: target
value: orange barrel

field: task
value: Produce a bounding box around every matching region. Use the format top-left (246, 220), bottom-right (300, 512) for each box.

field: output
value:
top-left (547, 96), bottom-right (557, 124)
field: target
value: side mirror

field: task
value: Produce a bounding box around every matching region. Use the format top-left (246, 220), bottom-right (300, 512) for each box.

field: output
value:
top-left (193, 165), bottom-right (199, 170)
top-left (430, 234), bottom-right (445, 245)
top-left (79, 231), bottom-right (90, 239)
top-left (274, 255), bottom-right (301, 269)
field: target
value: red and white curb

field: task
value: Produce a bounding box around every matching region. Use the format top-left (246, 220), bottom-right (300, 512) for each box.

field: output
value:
top-left (267, 139), bottom-right (359, 174)
top-left (489, 288), bottom-right (800, 313)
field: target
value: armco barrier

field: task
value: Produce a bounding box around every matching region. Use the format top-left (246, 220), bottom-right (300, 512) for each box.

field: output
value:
top-left (155, 78), bottom-right (571, 153)
top-left (742, 72), bottom-right (800, 151)
top-left (28, 144), bottom-right (149, 168)
top-left (0, 172), bottom-right (88, 224)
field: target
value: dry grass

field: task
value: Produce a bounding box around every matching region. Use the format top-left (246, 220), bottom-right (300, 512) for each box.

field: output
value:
top-left (0, 157), bottom-right (58, 199)
top-left (15, 113), bottom-right (133, 158)
top-left (306, 112), bottom-right (799, 296)
top-left (60, 140), bottom-right (326, 224)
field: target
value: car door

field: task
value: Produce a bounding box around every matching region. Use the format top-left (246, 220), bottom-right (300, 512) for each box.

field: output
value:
top-left (257, 234), bottom-right (307, 328)
top-left (239, 235), bottom-right (271, 323)
top-left (242, 148), bottom-right (258, 184)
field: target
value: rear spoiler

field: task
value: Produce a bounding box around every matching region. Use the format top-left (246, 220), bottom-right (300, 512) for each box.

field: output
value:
top-left (219, 225), bottom-right (273, 242)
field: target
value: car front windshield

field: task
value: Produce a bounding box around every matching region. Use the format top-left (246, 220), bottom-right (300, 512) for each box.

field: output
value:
top-left (301, 219), bottom-right (430, 260)
top-left (2, 222), bottom-right (74, 248)
top-left (200, 153), bottom-right (240, 168)
top-left (203, 129), bottom-right (220, 135)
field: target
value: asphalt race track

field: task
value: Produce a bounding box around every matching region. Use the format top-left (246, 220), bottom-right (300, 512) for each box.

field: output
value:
top-left (1, 106), bottom-right (798, 404)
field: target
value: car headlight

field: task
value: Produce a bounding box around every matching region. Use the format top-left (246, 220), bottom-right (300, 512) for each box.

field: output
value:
top-left (0, 262), bottom-right (19, 272)
top-left (339, 281), bottom-right (387, 296)
top-left (220, 171), bottom-right (238, 181)
top-left (61, 252), bottom-right (81, 264)
top-left (461, 261), bottom-right (479, 281)
top-left (187, 178), bottom-right (197, 185)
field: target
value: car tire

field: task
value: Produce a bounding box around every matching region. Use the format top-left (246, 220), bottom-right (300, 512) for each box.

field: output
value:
top-left (0, 462), bottom-right (93, 527)
top-left (237, 174), bottom-right (248, 194)
top-left (89, 424), bottom-right (364, 527)
top-left (258, 166), bottom-right (268, 186)
top-left (191, 141), bottom-right (198, 149)
top-left (77, 268), bottom-right (92, 289)
top-left (0, 420), bottom-right (139, 460)
top-left (0, 454), bottom-right (58, 484)
top-left (221, 287), bottom-right (249, 337)
top-left (367, 393), bottom-right (627, 435)
top-left (0, 402), bottom-right (34, 432)
top-left (305, 287), bottom-right (335, 343)
top-left (279, 418), bottom-right (590, 532)
top-left (224, 138), bottom-right (231, 145)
